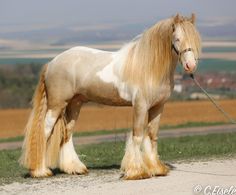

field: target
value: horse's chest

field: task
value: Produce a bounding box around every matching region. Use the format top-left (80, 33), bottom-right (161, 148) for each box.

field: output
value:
top-left (151, 84), bottom-right (172, 106)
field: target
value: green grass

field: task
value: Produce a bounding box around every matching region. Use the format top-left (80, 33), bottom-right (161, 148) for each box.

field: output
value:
top-left (160, 121), bottom-right (226, 130)
top-left (77, 132), bottom-right (236, 168)
top-left (0, 136), bottom-right (24, 143)
top-left (202, 47), bottom-right (236, 53)
top-left (1, 132), bottom-right (236, 185)
top-left (0, 150), bottom-right (27, 184)
top-left (0, 121), bottom-right (226, 143)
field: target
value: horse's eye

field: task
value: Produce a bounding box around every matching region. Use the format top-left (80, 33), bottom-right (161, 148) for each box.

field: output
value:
top-left (172, 24), bottom-right (176, 32)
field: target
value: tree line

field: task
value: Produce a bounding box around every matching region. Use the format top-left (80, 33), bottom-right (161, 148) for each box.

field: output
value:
top-left (0, 63), bottom-right (42, 109)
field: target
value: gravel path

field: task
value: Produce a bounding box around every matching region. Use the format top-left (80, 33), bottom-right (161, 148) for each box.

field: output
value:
top-left (0, 124), bottom-right (236, 150)
top-left (1, 159), bottom-right (236, 195)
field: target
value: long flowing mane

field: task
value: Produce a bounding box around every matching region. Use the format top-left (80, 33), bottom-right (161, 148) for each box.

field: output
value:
top-left (121, 16), bottom-right (201, 94)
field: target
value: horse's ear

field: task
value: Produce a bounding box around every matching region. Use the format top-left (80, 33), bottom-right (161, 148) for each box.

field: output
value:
top-left (174, 13), bottom-right (181, 23)
top-left (190, 13), bottom-right (196, 25)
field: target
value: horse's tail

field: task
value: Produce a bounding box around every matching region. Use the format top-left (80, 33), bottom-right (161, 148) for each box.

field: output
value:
top-left (19, 64), bottom-right (49, 170)
top-left (19, 63), bottom-right (69, 171)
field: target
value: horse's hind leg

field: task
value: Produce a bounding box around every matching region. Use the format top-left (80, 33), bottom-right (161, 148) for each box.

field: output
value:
top-left (143, 104), bottom-right (169, 176)
top-left (59, 97), bottom-right (88, 175)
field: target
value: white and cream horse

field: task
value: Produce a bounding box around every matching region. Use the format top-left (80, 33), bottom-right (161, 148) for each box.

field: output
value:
top-left (20, 14), bottom-right (201, 180)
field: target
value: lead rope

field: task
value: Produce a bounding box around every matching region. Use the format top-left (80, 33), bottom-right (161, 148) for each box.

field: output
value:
top-left (190, 73), bottom-right (236, 124)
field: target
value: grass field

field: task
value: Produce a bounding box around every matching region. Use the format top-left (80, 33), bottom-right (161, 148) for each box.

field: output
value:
top-left (0, 99), bottom-right (236, 138)
top-left (0, 132), bottom-right (236, 185)
top-left (198, 58), bottom-right (236, 72)
top-left (202, 47), bottom-right (236, 53)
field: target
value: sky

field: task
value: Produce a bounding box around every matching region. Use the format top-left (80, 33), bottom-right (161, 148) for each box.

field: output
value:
top-left (1, 0), bottom-right (236, 28)
top-left (0, 0), bottom-right (236, 56)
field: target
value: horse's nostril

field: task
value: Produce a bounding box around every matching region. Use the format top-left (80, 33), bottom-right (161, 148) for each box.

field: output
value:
top-left (185, 63), bottom-right (196, 72)
top-left (185, 63), bottom-right (190, 70)
top-left (186, 63), bottom-right (190, 70)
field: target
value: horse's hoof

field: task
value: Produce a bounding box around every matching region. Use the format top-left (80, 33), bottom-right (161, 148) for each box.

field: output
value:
top-left (122, 167), bottom-right (151, 180)
top-left (154, 161), bottom-right (170, 176)
top-left (30, 168), bottom-right (53, 178)
top-left (61, 161), bottom-right (88, 175)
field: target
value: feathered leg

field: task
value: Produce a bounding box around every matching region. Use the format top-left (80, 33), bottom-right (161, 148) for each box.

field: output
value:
top-left (59, 97), bottom-right (88, 175)
top-left (142, 104), bottom-right (169, 176)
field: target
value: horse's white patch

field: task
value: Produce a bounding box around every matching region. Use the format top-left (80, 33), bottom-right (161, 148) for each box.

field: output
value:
top-left (59, 135), bottom-right (78, 164)
top-left (44, 110), bottom-right (57, 138)
top-left (59, 135), bottom-right (86, 173)
top-left (96, 44), bottom-right (138, 103)
top-left (181, 50), bottom-right (196, 66)
top-left (96, 63), bottom-right (134, 102)
top-left (96, 60), bottom-right (118, 84)
top-left (142, 136), bottom-right (156, 161)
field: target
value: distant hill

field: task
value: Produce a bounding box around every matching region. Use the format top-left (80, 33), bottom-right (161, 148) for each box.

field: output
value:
top-left (1, 20), bottom-right (236, 53)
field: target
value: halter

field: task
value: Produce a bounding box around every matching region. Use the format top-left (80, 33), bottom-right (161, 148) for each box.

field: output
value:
top-left (172, 43), bottom-right (193, 57)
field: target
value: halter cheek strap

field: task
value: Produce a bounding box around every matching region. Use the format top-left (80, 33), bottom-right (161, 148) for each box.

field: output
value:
top-left (172, 43), bottom-right (180, 55)
top-left (172, 44), bottom-right (193, 57)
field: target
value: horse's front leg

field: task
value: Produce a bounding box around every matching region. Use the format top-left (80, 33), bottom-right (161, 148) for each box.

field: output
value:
top-left (121, 97), bottom-right (151, 180)
top-left (142, 104), bottom-right (169, 176)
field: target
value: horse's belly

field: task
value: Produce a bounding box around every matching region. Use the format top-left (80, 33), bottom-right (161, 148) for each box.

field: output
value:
top-left (81, 81), bottom-right (132, 106)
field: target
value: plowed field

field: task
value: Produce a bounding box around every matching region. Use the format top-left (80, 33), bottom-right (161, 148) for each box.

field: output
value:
top-left (0, 100), bottom-right (235, 138)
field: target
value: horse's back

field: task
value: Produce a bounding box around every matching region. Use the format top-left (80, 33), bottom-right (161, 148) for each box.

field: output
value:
top-left (45, 46), bottom-right (119, 103)
top-left (48, 46), bottom-right (112, 69)
top-left (46, 46), bottom-right (113, 80)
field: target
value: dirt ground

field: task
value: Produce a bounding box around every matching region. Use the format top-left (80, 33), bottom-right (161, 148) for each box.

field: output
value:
top-left (1, 158), bottom-right (236, 195)
top-left (0, 99), bottom-right (236, 138)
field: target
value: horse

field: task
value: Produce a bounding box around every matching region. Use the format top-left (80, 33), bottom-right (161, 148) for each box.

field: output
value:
top-left (19, 13), bottom-right (201, 180)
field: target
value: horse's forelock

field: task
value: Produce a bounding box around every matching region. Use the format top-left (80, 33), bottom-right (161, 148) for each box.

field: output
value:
top-left (179, 20), bottom-right (201, 58)
top-left (173, 14), bottom-right (201, 58)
